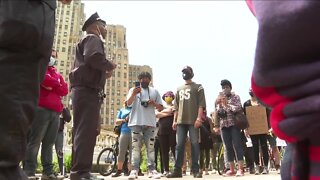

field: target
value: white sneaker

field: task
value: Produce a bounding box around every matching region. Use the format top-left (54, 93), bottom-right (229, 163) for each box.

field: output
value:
top-left (262, 166), bottom-right (269, 174)
top-left (128, 170), bottom-right (138, 180)
top-left (148, 170), bottom-right (161, 179)
top-left (162, 171), bottom-right (168, 177)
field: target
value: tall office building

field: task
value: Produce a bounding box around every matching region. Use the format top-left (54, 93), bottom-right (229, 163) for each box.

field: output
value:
top-left (53, 1), bottom-right (85, 107)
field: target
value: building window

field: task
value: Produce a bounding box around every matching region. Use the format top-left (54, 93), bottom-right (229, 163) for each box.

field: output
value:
top-left (118, 54), bottom-right (121, 60)
top-left (123, 82), bottom-right (127, 87)
top-left (117, 99), bottom-right (120, 105)
top-left (117, 81), bottom-right (120, 87)
top-left (117, 72), bottom-right (121, 78)
top-left (60, 61), bottom-right (65, 66)
top-left (117, 90), bottom-right (120, 96)
top-left (124, 73), bottom-right (127, 78)
top-left (62, 47), bottom-right (66, 52)
top-left (124, 64), bottom-right (127, 69)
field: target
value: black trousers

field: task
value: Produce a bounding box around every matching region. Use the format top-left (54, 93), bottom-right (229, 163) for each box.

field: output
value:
top-left (199, 148), bottom-right (210, 170)
top-left (158, 133), bottom-right (176, 172)
top-left (0, 1), bottom-right (54, 179)
top-left (154, 137), bottom-right (163, 173)
top-left (250, 134), bottom-right (269, 166)
top-left (70, 87), bottom-right (102, 180)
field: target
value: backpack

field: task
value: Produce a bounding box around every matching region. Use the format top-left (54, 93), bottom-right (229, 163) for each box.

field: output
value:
top-left (113, 123), bottom-right (123, 136)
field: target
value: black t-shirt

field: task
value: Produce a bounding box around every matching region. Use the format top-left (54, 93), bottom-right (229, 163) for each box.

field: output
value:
top-left (158, 115), bottom-right (175, 135)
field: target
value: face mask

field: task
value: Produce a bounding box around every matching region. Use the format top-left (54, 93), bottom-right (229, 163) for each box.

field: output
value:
top-left (223, 88), bottom-right (231, 96)
top-left (182, 72), bottom-right (193, 80)
top-left (97, 25), bottom-right (106, 43)
top-left (249, 92), bottom-right (254, 97)
top-left (48, 57), bottom-right (56, 66)
top-left (141, 82), bottom-right (149, 89)
top-left (164, 96), bottom-right (173, 104)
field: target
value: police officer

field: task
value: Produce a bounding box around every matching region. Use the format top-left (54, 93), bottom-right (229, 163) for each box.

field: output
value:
top-left (0, 0), bottom-right (71, 179)
top-left (69, 12), bottom-right (116, 180)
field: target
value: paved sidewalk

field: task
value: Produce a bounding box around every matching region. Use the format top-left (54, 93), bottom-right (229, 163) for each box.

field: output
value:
top-left (61, 170), bottom-right (280, 180)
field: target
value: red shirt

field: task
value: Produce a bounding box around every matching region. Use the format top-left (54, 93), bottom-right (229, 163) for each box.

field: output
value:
top-left (38, 66), bottom-right (68, 112)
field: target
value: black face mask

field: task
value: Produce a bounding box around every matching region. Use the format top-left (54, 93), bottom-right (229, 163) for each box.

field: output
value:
top-left (182, 72), bottom-right (193, 80)
top-left (141, 82), bottom-right (149, 89)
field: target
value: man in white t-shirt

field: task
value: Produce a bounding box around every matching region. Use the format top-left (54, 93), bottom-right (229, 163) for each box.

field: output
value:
top-left (126, 72), bottom-right (164, 179)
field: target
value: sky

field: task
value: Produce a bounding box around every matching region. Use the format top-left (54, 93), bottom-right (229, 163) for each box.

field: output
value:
top-left (84, 1), bottom-right (258, 111)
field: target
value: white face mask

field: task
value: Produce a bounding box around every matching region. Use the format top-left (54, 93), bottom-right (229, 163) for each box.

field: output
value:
top-left (223, 88), bottom-right (231, 96)
top-left (48, 57), bottom-right (56, 66)
top-left (97, 25), bottom-right (106, 43)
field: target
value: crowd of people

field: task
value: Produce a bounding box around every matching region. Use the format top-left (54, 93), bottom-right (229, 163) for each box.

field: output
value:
top-left (111, 68), bottom-right (284, 179)
top-left (1, 0), bottom-right (320, 180)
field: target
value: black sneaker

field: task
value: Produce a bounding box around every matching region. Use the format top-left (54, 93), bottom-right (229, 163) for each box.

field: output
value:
top-left (166, 169), bottom-right (182, 178)
top-left (112, 170), bottom-right (122, 177)
top-left (193, 172), bottom-right (202, 178)
top-left (138, 169), bottom-right (144, 176)
top-left (124, 170), bottom-right (130, 176)
top-left (249, 166), bottom-right (255, 174)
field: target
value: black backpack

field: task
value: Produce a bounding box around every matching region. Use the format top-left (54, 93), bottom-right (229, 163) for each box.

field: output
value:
top-left (113, 122), bottom-right (124, 136)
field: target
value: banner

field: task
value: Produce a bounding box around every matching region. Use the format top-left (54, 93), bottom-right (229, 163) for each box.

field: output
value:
top-left (245, 106), bottom-right (269, 135)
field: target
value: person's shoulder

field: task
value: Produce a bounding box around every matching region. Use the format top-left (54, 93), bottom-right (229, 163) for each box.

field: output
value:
top-left (149, 86), bottom-right (159, 92)
top-left (177, 84), bottom-right (188, 90)
top-left (232, 93), bottom-right (241, 100)
top-left (243, 99), bottom-right (251, 106)
top-left (81, 34), bottom-right (100, 43)
top-left (192, 82), bottom-right (204, 91)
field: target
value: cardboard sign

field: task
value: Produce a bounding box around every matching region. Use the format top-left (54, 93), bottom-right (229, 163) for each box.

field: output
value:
top-left (245, 106), bottom-right (269, 135)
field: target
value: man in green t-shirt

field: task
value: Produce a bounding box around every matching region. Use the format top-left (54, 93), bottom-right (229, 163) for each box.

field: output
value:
top-left (167, 66), bottom-right (206, 178)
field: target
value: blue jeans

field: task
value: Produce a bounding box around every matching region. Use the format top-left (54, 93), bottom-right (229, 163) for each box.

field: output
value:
top-left (130, 126), bottom-right (157, 171)
top-left (24, 107), bottom-right (59, 176)
top-left (175, 124), bottom-right (200, 172)
top-left (221, 126), bottom-right (244, 162)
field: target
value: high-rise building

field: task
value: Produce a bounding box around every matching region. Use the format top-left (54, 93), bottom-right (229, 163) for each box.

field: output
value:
top-left (53, 1), bottom-right (85, 107)
top-left (101, 25), bottom-right (129, 129)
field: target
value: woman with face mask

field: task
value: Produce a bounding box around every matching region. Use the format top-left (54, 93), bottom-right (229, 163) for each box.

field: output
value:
top-left (156, 91), bottom-right (177, 176)
top-left (213, 79), bottom-right (244, 177)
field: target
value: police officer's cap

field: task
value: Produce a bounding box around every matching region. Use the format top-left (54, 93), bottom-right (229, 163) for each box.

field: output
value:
top-left (82, 12), bottom-right (106, 31)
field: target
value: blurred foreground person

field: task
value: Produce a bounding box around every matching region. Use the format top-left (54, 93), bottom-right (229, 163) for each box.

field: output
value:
top-left (0, 0), bottom-right (70, 179)
top-left (247, 1), bottom-right (320, 179)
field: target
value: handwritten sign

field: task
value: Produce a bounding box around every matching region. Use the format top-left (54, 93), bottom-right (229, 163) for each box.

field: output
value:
top-left (245, 106), bottom-right (269, 135)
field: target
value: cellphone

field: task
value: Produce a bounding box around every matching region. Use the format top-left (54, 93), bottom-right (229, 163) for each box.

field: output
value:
top-left (135, 81), bottom-right (140, 87)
